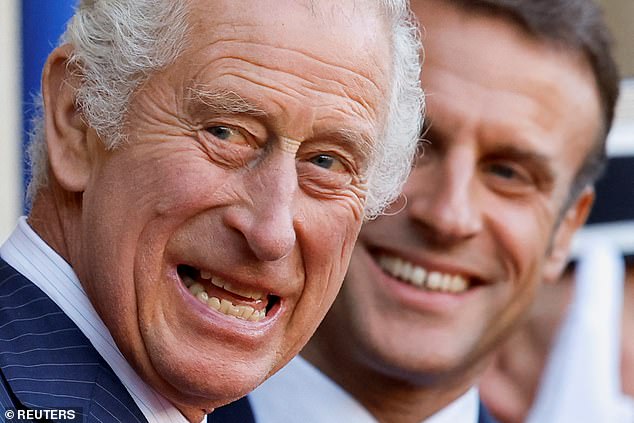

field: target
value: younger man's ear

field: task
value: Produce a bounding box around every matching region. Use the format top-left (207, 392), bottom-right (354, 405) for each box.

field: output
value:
top-left (42, 44), bottom-right (91, 193)
top-left (542, 187), bottom-right (595, 283)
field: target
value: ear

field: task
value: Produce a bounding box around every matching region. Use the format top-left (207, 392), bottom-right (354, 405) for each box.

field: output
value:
top-left (542, 187), bottom-right (595, 283)
top-left (42, 44), bottom-right (91, 192)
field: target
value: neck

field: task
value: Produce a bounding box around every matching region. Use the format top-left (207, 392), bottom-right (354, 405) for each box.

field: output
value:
top-left (28, 178), bottom-right (83, 266)
top-left (301, 338), bottom-right (480, 423)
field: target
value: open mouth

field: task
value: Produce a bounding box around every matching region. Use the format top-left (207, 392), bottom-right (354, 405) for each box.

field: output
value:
top-left (177, 265), bottom-right (280, 322)
top-left (375, 253), bottom-right (484, 294)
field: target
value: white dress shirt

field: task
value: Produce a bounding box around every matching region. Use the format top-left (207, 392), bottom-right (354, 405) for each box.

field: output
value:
top-left (0, 217), bottom-right (197, 423)
top-left (249, 355), bottom-right (479, 423)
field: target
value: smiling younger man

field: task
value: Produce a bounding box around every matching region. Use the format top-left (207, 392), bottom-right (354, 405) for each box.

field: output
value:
top-left (0, 1), bottom-right (423, 422)
top-left (213, 0), bottom-right (620, 422)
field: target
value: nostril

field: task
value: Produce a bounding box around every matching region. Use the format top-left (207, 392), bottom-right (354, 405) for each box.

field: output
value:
top-left (222, 206), bottom-right (296, 262)
top-left (246, 225), bottom-right (296, 262)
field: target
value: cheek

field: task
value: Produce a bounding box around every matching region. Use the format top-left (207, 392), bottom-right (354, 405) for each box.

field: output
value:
top-left (269, 210), bottom-right (362, 373)
top-left (486, 196), bottom-right (555, 277)
top-left (79, 148), bottom-right (232, 296)
top-left (296, 199), bottom-right (364, 313)
top-left (303, 200), bottom-right (362, 269)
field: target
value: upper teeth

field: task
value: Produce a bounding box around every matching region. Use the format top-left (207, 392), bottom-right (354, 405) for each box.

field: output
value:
top-left (181, 271), bottom-right (268, 322)
top-left (199, 271), bottom-right (265, 301)
top-left (378, 255), bottom-right (469, 293)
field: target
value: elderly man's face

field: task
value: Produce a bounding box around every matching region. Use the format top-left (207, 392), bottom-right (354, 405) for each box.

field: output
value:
top-left (306, 0), bottom-right (600, 393)
top-left (66, 0), bottom-right (389, 414)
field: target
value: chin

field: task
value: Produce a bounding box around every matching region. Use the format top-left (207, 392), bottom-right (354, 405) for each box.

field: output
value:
top-left (152, 353), bottom-right (271, 410)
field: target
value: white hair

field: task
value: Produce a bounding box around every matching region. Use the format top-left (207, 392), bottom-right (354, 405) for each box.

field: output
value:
top-left (27, 0), bottom-right (423, 218)
top-left (367, 1), bottom-right (424, 217)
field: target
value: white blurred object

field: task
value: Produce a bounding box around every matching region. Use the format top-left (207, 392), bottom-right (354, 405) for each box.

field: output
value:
top-left (0, 0), bottom-right (22, 244)
top-left (526, 239), bottom-right (634, 423)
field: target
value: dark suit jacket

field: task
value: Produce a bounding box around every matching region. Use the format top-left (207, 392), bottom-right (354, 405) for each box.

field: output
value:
top-left (212, 385), bottom-right (499, 423)
top-left (0, 258), bottom-right (147, 422)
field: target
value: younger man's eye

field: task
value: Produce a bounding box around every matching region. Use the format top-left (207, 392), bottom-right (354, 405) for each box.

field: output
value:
top-left (487, 163), bottom-right (519, 180)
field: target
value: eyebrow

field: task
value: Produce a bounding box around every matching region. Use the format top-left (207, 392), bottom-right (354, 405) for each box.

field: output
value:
top-left (316, 128), bottom-right (376, 166)
top-left (186, 85), bottom-right (267, 117)
top-left (487, 144), bottom-right (556, 185)
top-left (187, 85), bottom-right (377, 164)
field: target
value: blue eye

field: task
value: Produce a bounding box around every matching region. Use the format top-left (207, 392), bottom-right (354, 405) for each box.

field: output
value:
top-left (310, 154), bottom-right (336, 169)
top-left (207, 126), bottom-right (233, 140)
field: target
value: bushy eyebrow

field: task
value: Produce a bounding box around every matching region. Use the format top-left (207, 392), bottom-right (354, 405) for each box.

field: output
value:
top-left (186, 85), bottom-right (267, 117)
top-left (316, 128), bottom-right (376, 165)
top-left (186, 85), bottom-right (377, 164)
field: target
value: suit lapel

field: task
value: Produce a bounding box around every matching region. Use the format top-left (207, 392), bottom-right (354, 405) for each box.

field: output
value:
top-left (478, 400), bottom-right (498, 423)
top-left (210, 396), bottom-right (256, 423)
top-left (0, 258), bottom-right (147, 422)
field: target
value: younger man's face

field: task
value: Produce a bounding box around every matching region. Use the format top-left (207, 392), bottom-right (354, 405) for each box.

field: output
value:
top-left (308, 0), bottom-right (600, 389)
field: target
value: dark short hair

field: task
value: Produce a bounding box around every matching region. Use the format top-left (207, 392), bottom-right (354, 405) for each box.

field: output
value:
top-left (444, 0), bottom-right (621, 203)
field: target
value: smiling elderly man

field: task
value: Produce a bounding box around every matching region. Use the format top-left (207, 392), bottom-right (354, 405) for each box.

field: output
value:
top-left (0, 0), bottom-right (422, 422)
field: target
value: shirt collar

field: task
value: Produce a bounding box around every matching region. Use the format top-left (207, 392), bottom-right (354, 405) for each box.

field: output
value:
top-left (249, 355), bottom-right (479, 423)
top-left (425, 386), bottom-right (479, 423)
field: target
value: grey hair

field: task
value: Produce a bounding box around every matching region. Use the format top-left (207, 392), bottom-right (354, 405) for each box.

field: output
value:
top-left (27, 0), bottom-right (423, 218)
top-left (27, 0), bottom-right (189, 200)
top-left (366, 1), bottom-right (424, 217)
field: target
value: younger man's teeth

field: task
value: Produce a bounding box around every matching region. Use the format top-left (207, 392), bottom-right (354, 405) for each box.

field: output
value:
top-left (187, 284), bottom-right (266, 322)
top-left (378, 255), bottom-right (470, 294)
top-left (427, 272), bottom-right (442, 290)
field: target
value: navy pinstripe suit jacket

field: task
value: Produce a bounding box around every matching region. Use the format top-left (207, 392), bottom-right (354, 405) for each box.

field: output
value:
top-left (0, 258), bottom-right (147, 422)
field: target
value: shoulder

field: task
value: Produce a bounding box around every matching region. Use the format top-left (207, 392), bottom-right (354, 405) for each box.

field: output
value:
top-left (0, 259), bottom-right (145, 422)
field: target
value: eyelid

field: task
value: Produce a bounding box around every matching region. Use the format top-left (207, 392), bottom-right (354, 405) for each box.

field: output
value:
top-left (303, 147), bottom-right (357, 176)
top-left (204, 123), bottom-right (259, 148)
top-left (308, 153), bottom-right (349, 173)
top-left (481, 161), bottom-right (542, 197)
top-left (490, 161), bottom-right (532, 180)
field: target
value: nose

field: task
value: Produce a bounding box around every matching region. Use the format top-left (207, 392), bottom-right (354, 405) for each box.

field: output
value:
top-left (223, 150), bottom-right (298, 262)
top-left (407, 152), bottom-right (483, 245)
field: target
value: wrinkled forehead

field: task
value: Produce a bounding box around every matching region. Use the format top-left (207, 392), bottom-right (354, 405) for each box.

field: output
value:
top-left (187, 0), bottom-right (391, 71)
top-left (180, 0), bottom-right (394, 149)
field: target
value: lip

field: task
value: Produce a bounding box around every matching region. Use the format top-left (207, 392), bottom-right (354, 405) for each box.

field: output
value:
top-left (166, 264), bottom-right (285, 343)
top-left (364, 248), bottom-right (485, 314)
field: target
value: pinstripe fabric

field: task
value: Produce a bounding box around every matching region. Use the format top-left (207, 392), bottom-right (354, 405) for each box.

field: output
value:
top-left (0, 258), bottom-right (147, 422)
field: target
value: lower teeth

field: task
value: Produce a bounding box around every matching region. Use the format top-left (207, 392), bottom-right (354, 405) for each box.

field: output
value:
top-left (186, 281), bottom-right (265, 322)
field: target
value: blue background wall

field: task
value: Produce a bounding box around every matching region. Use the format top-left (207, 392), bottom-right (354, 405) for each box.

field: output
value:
top-left (21, 0), bottom-right (75, 206)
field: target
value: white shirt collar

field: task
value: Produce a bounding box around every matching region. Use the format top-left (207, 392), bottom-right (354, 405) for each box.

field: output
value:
top-left (249, 355), bottom-right (479, 423)
top-left (0, 217), bottom-right (197, 423)
top-left (426, 385), bottom-right (479, 423)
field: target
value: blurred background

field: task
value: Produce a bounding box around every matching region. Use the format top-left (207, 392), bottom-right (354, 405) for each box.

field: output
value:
top-left (0, 0), bottom-right (632, 244)
top-left (1, 0), bottom-right (76, 242)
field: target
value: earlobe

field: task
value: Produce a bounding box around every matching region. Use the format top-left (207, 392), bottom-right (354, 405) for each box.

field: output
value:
top-left (42, 44), bottom-right (91, 193)
top-left (543, 187), bottom-right (595, 283)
